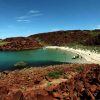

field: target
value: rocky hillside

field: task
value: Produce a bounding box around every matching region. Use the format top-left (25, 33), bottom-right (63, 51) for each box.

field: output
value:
top-left (0, 64), bottom-right (99, 100)
top-left (0, 37), bottom-right (42, 51)
top-left (83, 34), bottom-right (100, 46)
top-left (29, 30), bottom-right (92, 46)
top-left (30, 30), bottom-right (100, 46)
top-left (0, 30), bottom-right (100, 51)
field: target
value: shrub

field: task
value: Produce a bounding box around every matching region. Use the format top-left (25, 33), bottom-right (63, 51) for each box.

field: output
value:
top-left (14, 61), bottom-right (27, 69)
top-left (47, 81), bottom-right (52, 87)
top-left (47, 71), bottom-right (62, 79)
top-left (75, 66), bottom-right (84, 73)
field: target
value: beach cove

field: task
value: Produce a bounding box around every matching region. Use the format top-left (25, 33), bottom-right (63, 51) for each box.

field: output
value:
top-left (45, 46), bottom-right (100, 65)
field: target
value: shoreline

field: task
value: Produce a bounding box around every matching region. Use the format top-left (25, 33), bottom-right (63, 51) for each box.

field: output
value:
top-left (0, 47), bottom-right (42, 51)
top-left (45, 46), bottom-right (100, 65)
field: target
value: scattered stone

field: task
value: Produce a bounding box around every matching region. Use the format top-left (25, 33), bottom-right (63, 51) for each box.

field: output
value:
top-left (90, 85), bottom-right (97, 93)
top-left (12, 90), bottom-right (24, 100)
top-left (0, 86), bottom-right (9, 95)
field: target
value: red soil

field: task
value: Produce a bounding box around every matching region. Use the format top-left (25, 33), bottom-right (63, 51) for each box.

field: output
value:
top-left (0, 37), bottom-right (42, 51)
top-left (0, 64), bottom-right (99, 100)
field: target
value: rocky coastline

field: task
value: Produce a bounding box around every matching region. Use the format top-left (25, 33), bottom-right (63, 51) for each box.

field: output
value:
top-left (0, 64), bottom-right (99, 100)
top-left (0, 30), bottom-right (100, 99)
top-left (0, 37), bottom-right (42, 51)
top-left (0, 30), bottom-right (100, 51)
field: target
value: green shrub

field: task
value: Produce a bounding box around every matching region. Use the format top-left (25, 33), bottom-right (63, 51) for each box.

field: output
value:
top-left (14, 61), bottom-right (27, 69)
top-left (47, 71), bottom-right (62, 79)
top-left (0, 41), bottom-right (9, 46)
top-left (75, 66), bottom-right (84, 73)
top-left (47, 81), bottom-right (52, 87)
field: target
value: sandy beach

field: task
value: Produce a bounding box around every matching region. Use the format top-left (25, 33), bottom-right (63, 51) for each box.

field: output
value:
top-left (45, 46), bottom-right (100, 65)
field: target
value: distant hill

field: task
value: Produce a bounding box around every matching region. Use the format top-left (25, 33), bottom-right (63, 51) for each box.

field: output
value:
top-left (0, 37), bottom-right (42, 51)
top-left (0, 30), bottom-right (100, 51)
top-left (84, 33), bottom-right (100, 46)
top-left (29, 30), bottom-right (100, 46)
top-left (29, 30), bottom-right (90, 45)
top-left (3, 37), bottom-right (29, 42)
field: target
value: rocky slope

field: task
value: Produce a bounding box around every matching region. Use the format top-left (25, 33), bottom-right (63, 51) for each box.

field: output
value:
top-left (84, 34), bottom-right (100, 46)
top-left (0, 64), bottom-right (99, 100)
top-left (29, 30), bottom-right (92, 46)
top-left (0, 30), bottom-right (100, 51)
top-left (0, 37), bottom-right (42, 51)
top-left (30, 30), bottom-right (100, 46)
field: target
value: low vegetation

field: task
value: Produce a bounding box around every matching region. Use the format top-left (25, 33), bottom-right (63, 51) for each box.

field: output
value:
top-left (89, 30), bottom-right (100, 36)
top-left (75, 66), bottom-right (84, 73)
top-left (0, 38), bottom-right (42, 51)
top-left (0, 30), bottom-right (100, 51)
top-left (47, 71), bottom-right (62, 79)
top-left (47, 81), bottom-right (52, 87)
top-left (14, 61), bottom-right (27, 69)
top-left (0, 40), bottom-right (9, 46)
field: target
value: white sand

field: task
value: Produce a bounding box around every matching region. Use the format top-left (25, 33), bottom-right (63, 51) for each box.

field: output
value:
top-left (45, 46), bottom-right (100, 65)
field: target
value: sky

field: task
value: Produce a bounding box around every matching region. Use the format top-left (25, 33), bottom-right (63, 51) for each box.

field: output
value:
top-left (0, 0), bottom-right (100, 39)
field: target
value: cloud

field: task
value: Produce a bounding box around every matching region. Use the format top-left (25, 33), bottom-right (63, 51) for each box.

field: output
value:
top-left (31, 13), bottom-right (43, 17)
top-left (16, 19), bottom-right (30, 23)
top-left (16, 10), bottom-right (43, 23)
top-left (17, 16), bottom-right (28, 19)
top-left (29, 10), bottom-right (39, 14)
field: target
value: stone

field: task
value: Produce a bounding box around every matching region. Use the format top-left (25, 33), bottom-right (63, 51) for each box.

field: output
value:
top-left (12, 90), bottom-right (24, 100)
top-left (90, 85), bottom-right (97, 93)
top-left (0, 86), bottom-right (9, 95)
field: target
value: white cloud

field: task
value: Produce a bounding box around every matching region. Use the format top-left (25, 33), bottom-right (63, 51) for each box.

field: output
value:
top-left (31, 13), bottom-right (43, 17)
top-left (17, 16), bottom-right (28, 19)
top-left (16, 19), bottom-right (30, 23)
top-left (16, 10), bottom-right (43, 23)
top-left (29, 10), bottom-right (39, 14)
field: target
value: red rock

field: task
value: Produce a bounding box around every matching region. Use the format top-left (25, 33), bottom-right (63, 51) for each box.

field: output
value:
top-left (75, 81), bottom-right (84, 92)
top-left (46, 85), bottom-right (57, 92)
top-left (0, 37), bottom-right (42, 51)
top-left (0, 95), bottom-right (6, 100)
top-left (97, 86), bottom-right (100, 90)
top-left (0, 86), bottom-right (9, 95)
top-left (90, 85), bottom-right (97, 93)
top-left (63, 92), bottom-right (69, 97)
top-left (4, 91), bottom-right (14, 100)
top-left (35, 89), bottom-right (48, 96)
top-left (12, 90), bottom-right (25, 100)
top-left (25, 90), bottom-right (52, 100)
top-left (37, 94), bottom-right (53, 100)
top-left (24, 91), bottom-right (36, 100)
top-left (52, 92), bottom-right (62, 98)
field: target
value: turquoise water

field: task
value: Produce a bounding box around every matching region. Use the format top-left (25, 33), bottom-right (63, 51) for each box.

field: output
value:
top-left (0, 49), bottom-right (87, 71)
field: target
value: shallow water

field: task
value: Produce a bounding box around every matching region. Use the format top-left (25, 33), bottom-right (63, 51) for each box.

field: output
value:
top-left (0, 49), bottom-right (87, 71)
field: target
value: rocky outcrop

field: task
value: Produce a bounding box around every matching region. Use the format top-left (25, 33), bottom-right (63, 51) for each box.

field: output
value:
top-left (0, 37), bottom-right (42, 51)
top-left (0, 64), bottom-right (99, 100)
